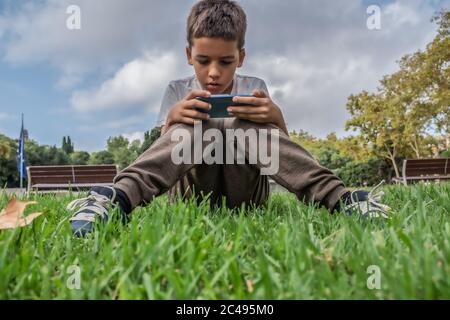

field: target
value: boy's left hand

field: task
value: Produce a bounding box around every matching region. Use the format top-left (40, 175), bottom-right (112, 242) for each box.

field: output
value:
top-left (228, 90), bottom-right (288, 135)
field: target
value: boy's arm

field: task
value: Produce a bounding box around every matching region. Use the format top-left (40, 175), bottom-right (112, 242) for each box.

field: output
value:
top-left (161, 124), bottom-right (171, 136)
top-left (161, 90), bottom-right (212, 135)
top-left (228, 89), bottom-right (289, 136)
top-left (158, 82), bottom-right (211, 135)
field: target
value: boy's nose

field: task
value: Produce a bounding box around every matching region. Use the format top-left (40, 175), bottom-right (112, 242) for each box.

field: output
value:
top-left (208, 67), bottom-right (220, 79)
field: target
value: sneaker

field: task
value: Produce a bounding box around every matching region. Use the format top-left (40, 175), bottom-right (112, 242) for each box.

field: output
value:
top-left (67, 186), bottom-right (122, 237)
top-left (342, 181), bottom-right (392, 219)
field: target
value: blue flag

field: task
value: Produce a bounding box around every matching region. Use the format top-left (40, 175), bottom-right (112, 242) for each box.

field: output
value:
top-left (17, 114), bottom-right (27, 180)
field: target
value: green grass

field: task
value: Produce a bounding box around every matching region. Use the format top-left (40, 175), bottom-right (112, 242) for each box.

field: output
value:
top-left (0, 183), bottom-right (449, 299)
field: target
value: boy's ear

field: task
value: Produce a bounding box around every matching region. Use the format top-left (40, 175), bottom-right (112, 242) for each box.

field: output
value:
top-left (186, 47), bottom-right (193, 65)
top-left (238, 48), bottom-right (246, 68)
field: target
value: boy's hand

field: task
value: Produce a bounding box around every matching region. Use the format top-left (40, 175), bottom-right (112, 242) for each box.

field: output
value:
top-left (163, 90), bottom-right (212, 134)
top-left (228, 90), bottom-right (288, 135)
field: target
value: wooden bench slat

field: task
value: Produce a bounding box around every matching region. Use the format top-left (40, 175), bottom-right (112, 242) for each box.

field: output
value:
top-left (30, 171), bottom-right (117, 177)
top-left (406, 165), bottom-right (447, 169)
top-left (32, 183), bottom-right (114, 188)
top-left (29, 166), bottom-right (116, 170)
top-left (406, 166), bottom-right (446, 170)
top-left (404, 175), bottom-right (450, 180)
top-left (27, 165), bottom-right (119, 192)
top-left (406, 169), bottom-right (447, 175)
top-left (31, 176), bottom-right (116, 183)
top-left (396, 158), bottom-right (450, 185)
top-left (29, 164), bottom-right (116, 169)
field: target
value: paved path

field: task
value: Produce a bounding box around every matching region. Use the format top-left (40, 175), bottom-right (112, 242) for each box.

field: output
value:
top-left (2, 180), bottom-right (287, 198)
top-left (1, 189), bottom-right (82, 197)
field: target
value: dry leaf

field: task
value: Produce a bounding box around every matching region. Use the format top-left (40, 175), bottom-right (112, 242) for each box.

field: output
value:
top-left (246, 279), bottom-right (254, 293)
top-left (0, 198), bottom-right (43, 230)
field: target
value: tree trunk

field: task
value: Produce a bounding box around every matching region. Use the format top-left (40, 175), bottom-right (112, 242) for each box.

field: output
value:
top-left (389, 156), bottom-right (400, 178)
top-left (385, 145), bottom-right (400, 178)
top-left (413, 135), bottom-right (421, 158)
top-left (409, 141), bottom-right (421, 159)
top-left (408, 135), bottom-right (421, 158)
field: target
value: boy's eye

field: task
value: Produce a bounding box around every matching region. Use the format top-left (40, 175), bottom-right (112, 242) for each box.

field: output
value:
top-left (196, 60), bottom-right (234, 65)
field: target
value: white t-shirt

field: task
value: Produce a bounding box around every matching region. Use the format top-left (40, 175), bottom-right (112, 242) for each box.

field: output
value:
top-left (156, 74), bottom-right (270, 126)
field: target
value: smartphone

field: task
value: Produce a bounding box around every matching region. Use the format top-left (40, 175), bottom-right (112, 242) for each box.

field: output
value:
top-left (196, 94), bottom-right (254, 118)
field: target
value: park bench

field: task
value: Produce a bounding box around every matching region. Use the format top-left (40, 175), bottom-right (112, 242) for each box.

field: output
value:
top-left (393, 158), bottom-right (450, 185)
top-left (27, 164), bottom-right (119, 192)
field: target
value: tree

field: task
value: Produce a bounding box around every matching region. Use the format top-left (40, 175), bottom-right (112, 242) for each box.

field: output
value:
top-left (345, 10), bottom-right (449, 177)
top-left (418, 10), bottom-right (450, 145)
top-left (335, 135), bottom-right (372, 162)
top-left (345, 91), bottom-right (411, 178)
top-left (0, 136), bottom-right (72, 187)
top-left (289, 130), bottom-right (393, 186)
top-left (0, 135), bottom-right (11, 158)
top-left (70, 151), bottom-right (90, 165)
top-left (289, 129), bottom-right (320, 157)
top-left (62, 136), bottom-right (74, 154)
top-left (89, 150), bottom-right (115, 165)
top-left (106, 135), bottom-right (141, 169)
top-left (26, 142), bottom-right (70, 166)
top-left (0, 135), bottom-right (17, 187)
top-left (140, 128), bottom-right (162, 153)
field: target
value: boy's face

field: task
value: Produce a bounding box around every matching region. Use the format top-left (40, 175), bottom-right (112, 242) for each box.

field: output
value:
top-left (186, 37), bottom-right (245, 94)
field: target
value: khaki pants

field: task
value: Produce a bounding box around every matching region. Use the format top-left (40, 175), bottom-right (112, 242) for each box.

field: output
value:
top-left (113, 118), bottom-right (347, 211)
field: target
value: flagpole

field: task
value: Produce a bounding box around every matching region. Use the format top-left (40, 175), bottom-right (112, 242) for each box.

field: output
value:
top-left (20, 113), bottom-right (23, 191)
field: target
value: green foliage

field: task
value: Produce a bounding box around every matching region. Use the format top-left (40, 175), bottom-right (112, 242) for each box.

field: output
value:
top-left (0, 129), bottom-right (153, 186)
top-left (0, 135), bottom-right (19, 188)
top-left (345, 10), bottom-right (450, 176)
top-left (290, 131), bottom-right (393, 186)
top-left (89, 150), bottom-right (115, 165)
top-left (106, 136), bottom-right (140, 169)
top-left (26, 141), bottom-right (70, 166)
top-left (0, 135), bottom-right (11, 158)
top-left (69, 151), bottom-right (90, 165)
top-left (440, 149), bottom-right (450, 157)
top-left (0, 135), bottom-right (72, 187)
top-left (62, 136), bottom-right (74, 154)
top-left (0, 183), bottom-right (449, 299)
top-left (140, 127), bottom-right (161, 153)
top-left (334, 158), bottom-right (394, 187)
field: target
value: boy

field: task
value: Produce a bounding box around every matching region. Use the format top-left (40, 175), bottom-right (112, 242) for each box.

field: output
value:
top-left (68, 0), bottom-right (391, 237)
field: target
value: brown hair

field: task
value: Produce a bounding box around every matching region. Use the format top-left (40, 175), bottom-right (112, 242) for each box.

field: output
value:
top-left (187, 0), bottom-right (247, 49)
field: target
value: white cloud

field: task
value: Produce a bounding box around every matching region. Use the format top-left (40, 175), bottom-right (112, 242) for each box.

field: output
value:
top-left (0, 0), bottom-right (192, 87)
top-left (383, 1), bottom-right (423, 28)
top-left (122, 131), bottom-right (145, 144)
top-left (245, 53), bottom-right (376, 135)
top-left (71, 52), bottom-right (179, 112)
top-left (238, 0), bottom-right (443, 136)
top-left (1, 0), bottom-right (448, 150)
top-left (104, 114), bottom-right (148, 130)
top-left (0, 112), bottom-right (11, 121)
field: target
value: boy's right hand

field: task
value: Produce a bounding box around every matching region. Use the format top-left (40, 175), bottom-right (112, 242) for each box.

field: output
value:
top-left (164, 90), bottom-right (212, 132)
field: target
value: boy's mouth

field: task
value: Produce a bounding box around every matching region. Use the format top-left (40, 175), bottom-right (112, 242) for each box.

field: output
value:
top-left (206, 82), bottom-right (221, 92)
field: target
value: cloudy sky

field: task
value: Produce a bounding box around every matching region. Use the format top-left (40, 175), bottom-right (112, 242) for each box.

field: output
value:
top-left (0, 0), bottom-right (448, 152)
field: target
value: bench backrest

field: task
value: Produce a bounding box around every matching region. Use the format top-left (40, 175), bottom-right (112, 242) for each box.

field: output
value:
top-left (27, 165), bottom-right (119, 186)
top-left (403, 158), bottom-right (449, 177)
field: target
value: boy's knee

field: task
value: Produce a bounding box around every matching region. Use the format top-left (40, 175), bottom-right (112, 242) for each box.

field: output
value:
top-left (163, 122), bottom-right (194, 136)
top-left (226, 118), bottom-right (281, 132)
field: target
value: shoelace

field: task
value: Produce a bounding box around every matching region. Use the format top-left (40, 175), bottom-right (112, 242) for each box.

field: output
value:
top-left (346, 180), bottom-right (392, 219)
top-left (67, 189), bottom-right (116, 222)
